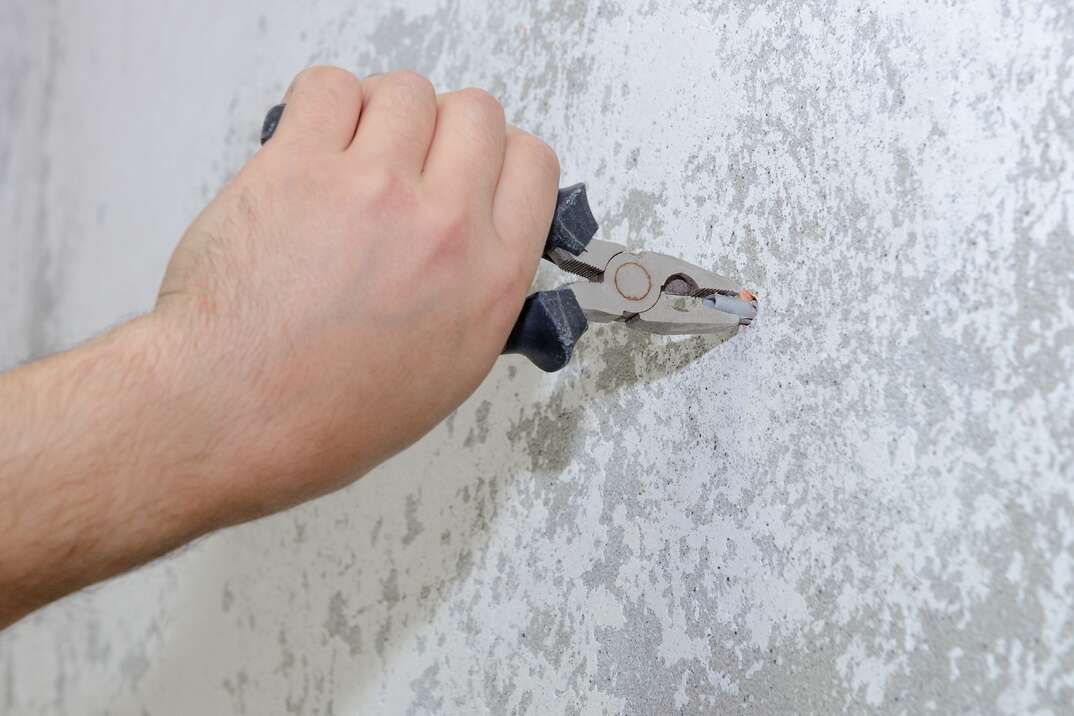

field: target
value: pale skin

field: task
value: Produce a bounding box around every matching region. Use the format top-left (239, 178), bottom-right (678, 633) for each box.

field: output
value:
top-left (0, 66), bottom-right (560, 628)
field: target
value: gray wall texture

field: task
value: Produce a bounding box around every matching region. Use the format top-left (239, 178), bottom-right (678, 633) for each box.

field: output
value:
top-left (2, 0), bottom-right (1073, 713)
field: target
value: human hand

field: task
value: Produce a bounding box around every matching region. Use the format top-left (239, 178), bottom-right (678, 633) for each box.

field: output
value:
top-left (154, 67), bottom-right (560, 523)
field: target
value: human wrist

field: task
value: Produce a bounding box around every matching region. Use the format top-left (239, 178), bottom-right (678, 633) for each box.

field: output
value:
top-left (113, 309), bottom-right (257, 536)
top-left (89, 313), bottom-right (232, 545)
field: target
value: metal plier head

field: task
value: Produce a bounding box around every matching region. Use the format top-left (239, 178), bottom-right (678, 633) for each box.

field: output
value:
top-left (549, 238), bottom-right (757, 336)
top-left (503, 183), bottom-right (758, 372)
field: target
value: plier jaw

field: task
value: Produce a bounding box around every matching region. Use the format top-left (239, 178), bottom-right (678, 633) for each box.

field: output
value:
top-left (629, 291), bottom-right (756, 336)
top-left (560, 243), bottom-right (756, 335)
top-left (503, 183), bottom-right (757, 372)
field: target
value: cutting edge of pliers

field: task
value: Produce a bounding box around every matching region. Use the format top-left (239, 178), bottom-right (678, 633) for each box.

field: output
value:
top-left (549, 238), bottom-right (757, 336)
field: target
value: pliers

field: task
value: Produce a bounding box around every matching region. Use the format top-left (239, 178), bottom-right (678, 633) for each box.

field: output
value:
top-left (503, 184), bottom-right (757, 371)
top-left (260, 105), bottom-right (756, 373)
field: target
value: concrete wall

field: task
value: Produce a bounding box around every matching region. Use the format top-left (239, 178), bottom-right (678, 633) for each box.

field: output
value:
top-left (2, 1), bottom-right (1073, 713)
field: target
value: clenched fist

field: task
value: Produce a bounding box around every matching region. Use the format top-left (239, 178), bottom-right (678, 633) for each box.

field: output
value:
top-left (156, 67), bottom-right (560, 520)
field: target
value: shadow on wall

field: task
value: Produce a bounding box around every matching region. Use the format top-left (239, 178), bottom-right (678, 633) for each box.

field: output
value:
top-left (585, 324), bottom-right (739, 395)
top-left (338, 327), bottom-right (730, 705)
top-left (99, 327), bottom-right (728, 711)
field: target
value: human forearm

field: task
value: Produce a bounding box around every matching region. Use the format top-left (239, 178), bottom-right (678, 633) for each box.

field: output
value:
top-left (0, 316), bottom-right (227, 626)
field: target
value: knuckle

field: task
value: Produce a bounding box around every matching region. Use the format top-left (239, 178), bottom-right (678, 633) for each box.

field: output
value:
top-left (428, 204), bottom-right (471, 249)
top-left (290, 66), bottom-right (362, 131)
top-left (455, 87), bottom-right (505, 126)
top-left (356, 167), bottom-right (414, 212)
top-left (295, 65), bottom-right (360, 98)
top-left (385, 69), bottom-right (435, 98)
top-left (522, 134), bottom-right (560, 182)
top-left (418, 202), bottom-right (476, 271)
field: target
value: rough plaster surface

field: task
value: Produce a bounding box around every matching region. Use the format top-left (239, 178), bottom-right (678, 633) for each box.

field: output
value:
top-left (2, 1), bottom-right (1073, 713)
